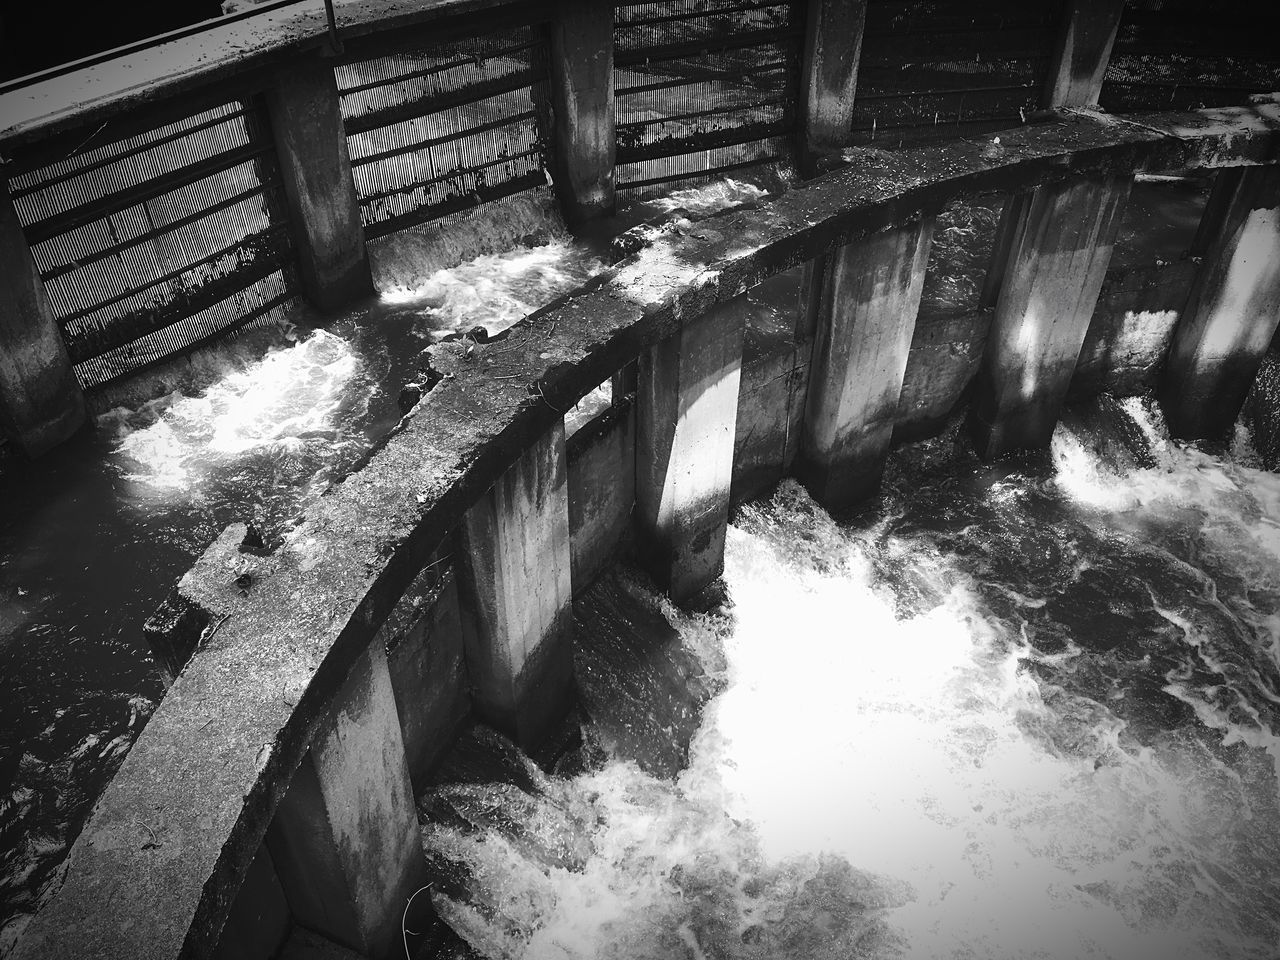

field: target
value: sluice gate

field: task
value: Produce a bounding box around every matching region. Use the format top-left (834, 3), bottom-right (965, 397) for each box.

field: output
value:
top-left (2, 1), bottom-right (1280, 959)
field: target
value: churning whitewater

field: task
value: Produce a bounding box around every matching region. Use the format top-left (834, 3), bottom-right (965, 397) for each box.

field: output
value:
top-left (421, 398), bottom-right (1280, 960)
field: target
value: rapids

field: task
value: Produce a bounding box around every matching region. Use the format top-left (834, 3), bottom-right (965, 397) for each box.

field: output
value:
top-left (419, 398), bottom-right (1280, 960)
top-left (0, 178), bottom-right (773, 948)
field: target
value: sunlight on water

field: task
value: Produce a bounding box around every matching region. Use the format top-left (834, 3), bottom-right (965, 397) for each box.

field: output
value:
top-left (426, 401), bottom-right (1280, 960)
top-left (103, 329), bottom-right (364, 490)
top-left (637, 178), bottom-right (770, 217)
top-left (380, 240), bottom-right (605, 336)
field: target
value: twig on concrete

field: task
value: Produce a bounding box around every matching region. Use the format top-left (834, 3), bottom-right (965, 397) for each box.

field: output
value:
top-left (135, 819), bottom-right (161, 850)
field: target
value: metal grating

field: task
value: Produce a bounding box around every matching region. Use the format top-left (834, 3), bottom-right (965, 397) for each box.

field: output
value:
top-left (613, 0), bottom-right (802, 191)
top-left (336, 26), bottom-right (551, 241)
top-left (850, 0), bottom-right (1062, 150)
top-left (5, 97), bottom-right (298, 390)
top-left (1099, 0), bottom-right (1280, 114)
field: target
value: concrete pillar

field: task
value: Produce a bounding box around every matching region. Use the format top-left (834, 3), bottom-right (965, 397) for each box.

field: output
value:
top-left (455, 422), bottom-right (575, 750)
top-left (267, 642), bottom-right (426, 960)
top-left (0, 177), bottom-right (86, 457)
top-left (264, 58), bottom-right (372, 313)
top-left (799, 215), bottom-right (934, 509)
top-left (547, 0), bottom-right (615, 224)
top-left (1040, 0), bottom-right (1126, 109)
top-left (212, 845), bottom-right (291, 960)
top-left (969, 175), bottom-right (1132, 459)
top-left (799, 0), bottom-right (867, 176)
top-left (636, 296), bottom-right (747, 602)
top-left (1161, 166), bottom-right (1280, 440)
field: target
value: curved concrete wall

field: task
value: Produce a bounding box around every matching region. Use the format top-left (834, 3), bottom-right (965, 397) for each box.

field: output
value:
top-left (13, 97), bottom-right (1280, 960)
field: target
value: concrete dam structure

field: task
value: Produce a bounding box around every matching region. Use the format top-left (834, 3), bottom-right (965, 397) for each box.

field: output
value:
top-left (2, 1), bottom-right (1280, 958)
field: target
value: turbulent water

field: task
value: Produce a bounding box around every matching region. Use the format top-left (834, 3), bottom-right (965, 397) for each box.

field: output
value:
top-left (421, 398), bottom-right (1280, 960)
top-left (0, 178), bottom-right (773, 948)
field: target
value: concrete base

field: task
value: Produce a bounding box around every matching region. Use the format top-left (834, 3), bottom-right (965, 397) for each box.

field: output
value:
top-left (455, 423), bottom-right (575, 751)
top-left (636, 297), bottom-right (746, 602)
top-left (969, 175), bottom-right (1131, 459)
top-left (382, 565), bottom-right (471, 793)
top-left (267, 642), bottom-right (426, 960)
top-left (0, 180), bottom-right (85, 457)
top-left (568, 399), bottom-right (636, 591)
top-left (799, 218), bottom-right (933, 509)
top-left (1161, 166), bottom-right (1280, 440)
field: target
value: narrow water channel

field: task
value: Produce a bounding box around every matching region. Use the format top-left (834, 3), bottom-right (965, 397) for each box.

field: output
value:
top-left (418, 399), bottom-right (1280, 960)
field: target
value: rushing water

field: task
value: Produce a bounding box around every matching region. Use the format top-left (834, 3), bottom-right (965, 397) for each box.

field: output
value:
top-left (0, 179), bottom-right (772, 948)
top-left (419, 398), bottom-right (1280, 960)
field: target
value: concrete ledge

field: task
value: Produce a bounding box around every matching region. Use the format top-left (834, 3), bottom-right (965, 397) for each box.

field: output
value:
top-left (15, 102), bottom-right (1280, 960)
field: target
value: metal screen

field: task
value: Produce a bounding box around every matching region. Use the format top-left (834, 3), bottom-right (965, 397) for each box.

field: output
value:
top-left (1100, 1), bottom-right (1280, 114)
top-left (336, 26), bottom-right (552, 241)
top-left (850, 0), bottom-right (1062, 150)
top-left (5, 97), bottom-right (298, 390)
top-left (613, 0), bottom-right (802, 192)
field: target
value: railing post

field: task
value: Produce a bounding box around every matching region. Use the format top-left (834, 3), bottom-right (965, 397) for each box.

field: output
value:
top-left (969, 175), bottom-right (1132, 459)
top-left (798, 0), bottom-right (867, 177)
top-left (636, 296), bottom-right (746, 602)
top-left (547, 0), bottom-right (615, 224)
top-left (455, 422), bottom-right (575, 750)
top-left (0, 174), bottom-right (85, 456)
top-left (1160, 166), bottom-right (1280, 440)
top-left (1041, 0), bottom-right (1127, 110)
top-left (798, 215), bottom-right (934, 508)
top-left (266, 642), bottom-right (426, 960)
top-left (263, 57), bottom-right (372, 313)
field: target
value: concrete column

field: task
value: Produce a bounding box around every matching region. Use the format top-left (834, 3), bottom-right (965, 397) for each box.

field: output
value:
top-left (455, 422), bottom-right (575, 750)
top-left (267, 642), bottom-right (426, 960)
top-left (798, 0), bottom-right (867, 177)
top-left (799, 216), bottom-right (934, 509)
top-left (0, 177), bottom-right (86, 457)
top-left (264, 58), bottom-right (372, 313)
top-left (1040, 0), bottom-right (1126, 109)
top-left (547, 0), bottom-right (615, 224)
top-left (636, 296), bottom-right (747, 602)
top-left (1161, 166), bottom-right (1280, 440)
top-left (969, 175), bottom-right (1132, 459)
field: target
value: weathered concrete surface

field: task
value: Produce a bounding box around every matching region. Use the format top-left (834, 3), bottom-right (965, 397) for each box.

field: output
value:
top-left (567, 398), bottom-right (635, 592)
top-left (143, 522), bottom-right (260, 679)
top-left (799, 216), bottom-right (934, 508)
top-left (265, 58), bottom-right (372, 314)
top-left (267, 641), bottom-right (425, 960)
top-left (731, 270), bottom-right (811, 505)
top-left (0, 181), bottom-right (85, 456)
top-left (1161, 165), bottom-right (1280, 439)
top-left (637, 296), bottom-right (746, 602)
top-left (799, 0), bottom-right (867, 175)
top-left (211, 845), bottom-right (290, 960)
top-left (382, 566), bottom-right (470, 793)
top-left (732, 346), bottom-right (808, 506)
top-left (1040, 0), bottom-right (1125, 109)
top-left (0, 0), bottom-right (529, 149)
top-left (547, 0), bottom-right (615, 224)
top-left (1070, 260), bottom-right (1197, 399)
top-left (455, 423), bottom-right (575, 750)
top-left (16, 105), bottom-right (1280, 960)
top-left (895, 309), bottom-right (991, 442)
top-left (969, 174), bottom-right (1132, 459)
